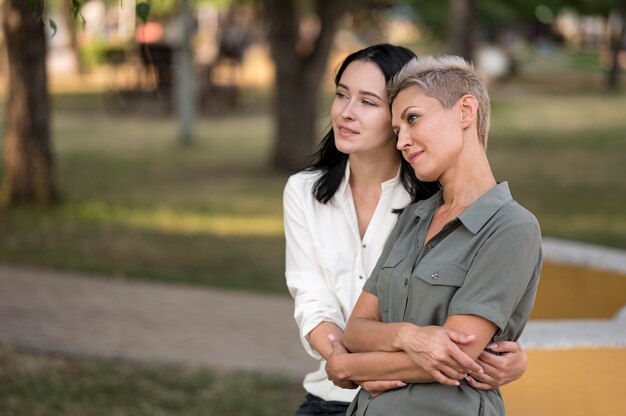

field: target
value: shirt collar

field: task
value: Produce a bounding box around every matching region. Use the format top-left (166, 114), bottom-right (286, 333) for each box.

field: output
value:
top-left (411, 190), bottom-right (444, 218)
top-left (458, 182), bottom-right (513, 234)
top-left (411, 182), bottom-right (513, 235)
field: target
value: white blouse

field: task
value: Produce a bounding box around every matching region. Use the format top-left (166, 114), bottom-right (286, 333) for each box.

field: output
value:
top-left (283, 162), bottom-right (411, 402)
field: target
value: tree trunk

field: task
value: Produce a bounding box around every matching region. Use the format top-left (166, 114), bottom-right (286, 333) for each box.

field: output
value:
top-left (263, 0), bottom-right (346, 171)
top-left (61, 0), bottom-right (84, 74)
top-left (607, 2), bottom-right (626, 89)
top-left (1, 0), bottom-right (57, 206)
top-left (449, 0), bottom-right (476, 62)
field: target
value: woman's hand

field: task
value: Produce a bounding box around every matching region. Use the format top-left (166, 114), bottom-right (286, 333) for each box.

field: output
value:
top-left (325, 337), bottom-right (358, 390)
top-left (466, 341), bottom-right (527, 390)
top-left (358, 380), bottom-right (407, 397)
top-left (395, 324), bottom-right (484, 386)
top-left (326, 336), bottom-right (407, 395)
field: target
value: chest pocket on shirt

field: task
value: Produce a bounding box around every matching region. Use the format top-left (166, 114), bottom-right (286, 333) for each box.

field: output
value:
top-left (414, 262), bottom-right (466, 286)
top-left (410, 262), bottom-right (467, 326)
top-left (376, 251), bottom-right (408, 320)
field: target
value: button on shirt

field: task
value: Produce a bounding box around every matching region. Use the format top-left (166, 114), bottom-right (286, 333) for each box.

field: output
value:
top-left (349, 182), bottom-right (543, 416)
top-left (283, 162), bottom-right (411, 403)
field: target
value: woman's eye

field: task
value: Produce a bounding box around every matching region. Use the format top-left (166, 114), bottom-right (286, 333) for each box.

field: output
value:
top-left (407, 113), bottom-right (419, 124)
top-left (335, 92), bottom-right (347, 99)
top-left (361, 99), bottom-right (375, 106)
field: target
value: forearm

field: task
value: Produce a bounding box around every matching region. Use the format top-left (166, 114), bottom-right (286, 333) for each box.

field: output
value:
top-left (308, 321), bottom-right (344, 361)
top-left (344, 317), bottom-right (408, 353)
top-left (333, 350), bottom-right (436, 384)
top-left (443, 315), bottom-right (497, 360)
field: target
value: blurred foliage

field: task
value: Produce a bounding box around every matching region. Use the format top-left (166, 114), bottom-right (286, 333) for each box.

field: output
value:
top-left (404, 0), bottom-right (624, 42)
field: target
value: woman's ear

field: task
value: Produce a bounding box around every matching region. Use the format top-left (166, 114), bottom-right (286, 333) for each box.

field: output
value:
top-left (459, 94), bottom-right (479, 128)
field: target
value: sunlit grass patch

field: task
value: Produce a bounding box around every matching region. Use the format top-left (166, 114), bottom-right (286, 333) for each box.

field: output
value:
top-left (67, 202), bottom-right (284, 237)
top-left (538, 213), bottom-right (626, 248)
top-left (1, 205), bottom-right (287, 293)
top-left (490, 92), bottom-right (626, 143)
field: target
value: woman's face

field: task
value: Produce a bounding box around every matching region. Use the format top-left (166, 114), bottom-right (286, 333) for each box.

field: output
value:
top-left (331, 60), bottom-right (396, 157)
top-left (391, 85), bottom-right (464, 182)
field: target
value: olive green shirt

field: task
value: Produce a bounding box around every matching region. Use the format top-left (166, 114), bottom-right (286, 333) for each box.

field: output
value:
top-left (348, 182), bottom-right (542, 416)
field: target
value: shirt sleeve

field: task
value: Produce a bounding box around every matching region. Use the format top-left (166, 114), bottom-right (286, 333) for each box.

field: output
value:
top-left (283, 176), bottom-right (347, 360)
top-left (448, 220), bottom-right (542, 339)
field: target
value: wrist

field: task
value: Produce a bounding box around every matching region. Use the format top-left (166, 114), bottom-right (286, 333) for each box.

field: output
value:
top-left (333, 352), bottom-right (353, 381)
top-left (392, 323), bottom-right (412, 351)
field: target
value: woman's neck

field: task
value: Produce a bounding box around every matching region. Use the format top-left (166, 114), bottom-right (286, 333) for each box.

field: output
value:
top-left (439, 143), bottom-right (496, 210)
top-left (348, 151), bottom-right (400, 191)
top-left (348, 149), bottom-right (401, 239)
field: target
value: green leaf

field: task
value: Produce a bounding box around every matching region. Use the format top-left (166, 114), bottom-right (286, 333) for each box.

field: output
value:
top-left (71, 0), bottom-right (86, 28)
top-left (27, 0), bottom-right (39, 18)
top-left (71, 0), bottom-right (81, 19)
top-left (27, 0), bottom-right (37, 12)
top-left (136, 2), bottom-right (151, 24)
top-left (49, 19), bottom-right (58, 38)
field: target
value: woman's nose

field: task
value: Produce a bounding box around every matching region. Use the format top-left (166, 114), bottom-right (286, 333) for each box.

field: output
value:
top-left (341, 101), bottom-right (356, 120)
top-left (396, 128), bottom-right (411, 150)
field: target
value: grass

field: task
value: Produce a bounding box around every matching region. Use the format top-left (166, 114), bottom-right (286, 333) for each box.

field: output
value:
top-left (0, 347), bottom-right (303, 416)
top-left (0, 105), bottom-right (291, 292)
top-left (488, 91), bottom-right (626, 247)
top-left (1, 49), bottom-right (626, 295)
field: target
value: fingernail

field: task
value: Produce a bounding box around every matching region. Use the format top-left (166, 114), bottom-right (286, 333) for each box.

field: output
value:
top-left (454, 381), bottom-right (460, 386)
top-left (396, 382), bottom-right (407, 387)
top-left (468, 335), bottom-right (477, 340)
top-left (466, 376), bottom-right (473, 382)
top-left (328, 334), bottom-right (336, 341)
top-left (488, 343), bottom-right (497, 349)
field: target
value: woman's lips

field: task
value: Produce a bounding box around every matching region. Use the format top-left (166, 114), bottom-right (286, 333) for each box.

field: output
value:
top-left (337, 126), bottom-right (359, 138)
top-left (407, 150), bottom-right (424, 164)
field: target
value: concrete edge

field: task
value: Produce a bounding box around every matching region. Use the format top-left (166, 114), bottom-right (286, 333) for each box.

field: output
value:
top-left (542, 236), bottom-right (626, 274)
top-left (521, 305), bottom-right (626, 349)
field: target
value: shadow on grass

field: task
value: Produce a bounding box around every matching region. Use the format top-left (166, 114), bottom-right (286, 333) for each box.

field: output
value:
top-left (0, 347), bottom-right (303, 416)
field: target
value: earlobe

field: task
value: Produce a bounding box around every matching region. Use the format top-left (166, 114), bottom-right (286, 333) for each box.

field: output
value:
top-left (460, 95), bottom-right (478, 126)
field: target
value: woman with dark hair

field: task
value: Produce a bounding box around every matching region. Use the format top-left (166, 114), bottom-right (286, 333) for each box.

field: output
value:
top-left (284, 45), bottom-right (527, 416)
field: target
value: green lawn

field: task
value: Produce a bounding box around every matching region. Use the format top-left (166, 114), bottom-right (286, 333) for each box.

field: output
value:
top-left (0, 347), bottom-right (303, 416)
top-left (489, 91), bottom-right (626, 247)
top-left (1, 51), bottom-right (626, 294)
top-left (0, 105), bottom-right (291, 293)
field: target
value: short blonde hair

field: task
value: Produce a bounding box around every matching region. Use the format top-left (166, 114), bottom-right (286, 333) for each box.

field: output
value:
top-left (388, 55), bottom-right (491, 149)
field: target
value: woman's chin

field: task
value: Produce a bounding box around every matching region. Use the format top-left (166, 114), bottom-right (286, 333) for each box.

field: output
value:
top-left (334, 141), bottom-right (354, 155)
top-left (412, 170), bottom-right (437, 183)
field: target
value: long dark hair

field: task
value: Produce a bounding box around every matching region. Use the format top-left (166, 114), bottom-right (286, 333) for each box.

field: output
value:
top-left (308, 43), bottom-right (440, 205)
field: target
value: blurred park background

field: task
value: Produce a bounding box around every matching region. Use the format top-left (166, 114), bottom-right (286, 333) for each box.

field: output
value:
top-left (0, 0), bottom-right (625, 415)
